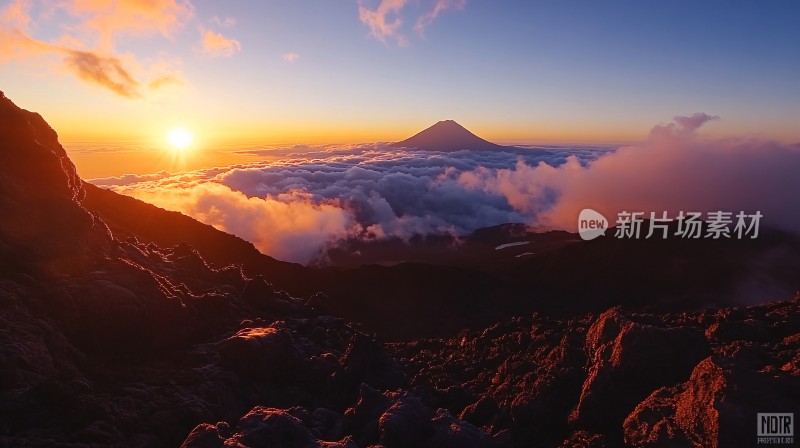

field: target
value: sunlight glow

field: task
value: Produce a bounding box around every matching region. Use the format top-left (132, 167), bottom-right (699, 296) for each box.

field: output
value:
top-left (167, 127), bottom-right (193, 150)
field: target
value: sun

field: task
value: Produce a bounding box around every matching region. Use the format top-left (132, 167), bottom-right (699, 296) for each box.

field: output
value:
top-left (167, 127), bottom-right (193, 150)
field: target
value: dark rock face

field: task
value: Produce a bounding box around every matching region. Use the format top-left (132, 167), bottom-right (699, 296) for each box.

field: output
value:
top-left (390, 299), bottom-right (800, 447)
top-left (573, 309), bottom-right (711, 434)
top-left (180, 387), bottom-right (507, 448)
top-left (0, 91), bottom-right (799, 448)
top-left (0, 91), bottom-right (111, 274)
top-left (0, 91), bottom-right (82, 202)
top-left (181, 406), bottom-right (358, 448)
top-left (624, 301), bottom-right (800, 448)
top-left (623, 357), bottom-right (724, 448)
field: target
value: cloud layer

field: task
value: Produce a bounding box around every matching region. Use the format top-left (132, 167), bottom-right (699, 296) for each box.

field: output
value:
top-left (95, 144), bottom-right (608, 263)
top-left (94, 115), bottom-right (800, 264)
top-left (460, 114), bottom-right (800, 231)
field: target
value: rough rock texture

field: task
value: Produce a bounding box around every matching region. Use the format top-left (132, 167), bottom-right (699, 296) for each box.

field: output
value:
top-left (623, 300), bottom-right (800, 448)
top-left (0, 91), bottom-right (112, 275)
top-left (573, 308), bottom-right (711, 434)
top-left (391, 300), bottom-right (800, 447)
top-left (181, 406), bottom-right (358, 448)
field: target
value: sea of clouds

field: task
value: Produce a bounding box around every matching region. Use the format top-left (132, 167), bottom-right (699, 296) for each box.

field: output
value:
top-left (92, 114), bottom-right (800, 264)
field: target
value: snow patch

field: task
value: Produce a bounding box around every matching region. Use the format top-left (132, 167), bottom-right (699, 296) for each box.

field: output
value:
top-left (495, 241), bottom-right (530, 251)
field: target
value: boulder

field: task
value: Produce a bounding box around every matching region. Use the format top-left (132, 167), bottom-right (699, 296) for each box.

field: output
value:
top-left (219, 327), bottom-right (302, 380)
top-left (624, 353), bottom-right (800, 448)
top-left (182, 407), bottom-right (357, 448)
top-left (573, 309), bottom-right (710, 433)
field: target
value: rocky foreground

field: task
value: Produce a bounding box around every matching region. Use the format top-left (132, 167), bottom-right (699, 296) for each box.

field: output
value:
top-left (1, 91), bottom-right (798, 447)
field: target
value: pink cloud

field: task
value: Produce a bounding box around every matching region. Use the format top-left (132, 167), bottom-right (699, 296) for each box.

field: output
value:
top-left (0, 0), bottom-right (233, 97)
top-left (1, 0), bottom-right (31, 29)
top-left (358, 0), bottom-right (407, 45)
top-left (200, 29), bottom-right (241, 57)
top-left (112, 182), bottom-right (359, 264)
top-left (358, 0), bottom-right (466, 46)
top-left (415, 0), bottom-right (465, 36)
top-left (458, 114), bottom-right (800, 233)
top-left (61, 0), bottom-right (194, 50)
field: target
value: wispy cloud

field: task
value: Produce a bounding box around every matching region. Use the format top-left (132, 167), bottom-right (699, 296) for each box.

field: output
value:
top-left (148, 73), bottom-right (184, 90)
top-left (0, 0), bottom-right (235, 98)
top-left (282, 52), bottom-right (300, 62)
top-left (210, 16), bottom-right (236, 28)
top-left (0, 28), bottom-right (52, 61)
top-left (59, 0), bottom-right (194, 51)
top-left (200, 29), bottom-right (241, 57)
top-left (358, 0), bottom-right (407, 45)
top-left (0, 0), bottom-right (44, 61)
top-left (415, 0), bottom-right (465, 36)
top-left (0, 2), bottom-right (145, 98)
top-left (64, 50), bottom-right (141, 98)
top-left (358, 0), bottom-right (465, 46)
top-left (1, 0), bottom-right (30, 29)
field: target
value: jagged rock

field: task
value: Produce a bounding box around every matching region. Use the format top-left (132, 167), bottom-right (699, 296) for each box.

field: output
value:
top-left (182, 407), bottom-right (357, 448)
top-left (624, 357), bottom-right (726, 448)
top-left (243, 274), bottom-right (275, 298)
top-left (573, 309), bottom-right (711, 434)
top-left (219, 326), bottom-right (302, 379)
top-left (460, 395), bottom-right (499, 427)
top-left (624, 349), bottom-right (800, 448)
top-left (705, 319), bottom-right (771, 343)
top-left (335, 334), bottom-right (407, 393)
top-left (180, 423), bottom-right (225, 448)
top-left (238, 277), bottom-right (303, 317)
top-left (341, 385), bottom-right (394, 446)
top-left (559, 430), bottom-right (608, 448)
top-left (378, 393), bottom-right (435, 447)
top-left (0, 91), bottom-right (111, 272)
top-left (339, 386), bottom-right (504, 448)
top-left (509, 332), bottom-right (586, 445)
top-left (0, 91), bottom-right (83, 201)
top-left (427, 408), bottom-right (509, 448)
top-left (311, 407), bottom-right (343, 440)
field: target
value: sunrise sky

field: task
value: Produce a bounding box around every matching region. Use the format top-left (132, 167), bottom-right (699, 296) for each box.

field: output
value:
top-left (2, 0), bottom-right (800, 179)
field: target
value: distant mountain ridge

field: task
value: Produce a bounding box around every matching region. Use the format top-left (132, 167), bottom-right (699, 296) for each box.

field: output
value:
top-left (391, 119), bottom-right (509, 151)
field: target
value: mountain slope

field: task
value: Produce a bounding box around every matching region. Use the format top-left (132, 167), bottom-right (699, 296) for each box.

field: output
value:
top-left (82, 182), bottom-right (306, 284)
top-left (391, 119), bottom-right (508, 151)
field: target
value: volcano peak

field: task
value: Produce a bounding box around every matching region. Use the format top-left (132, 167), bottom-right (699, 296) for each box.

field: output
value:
top-left (391, 120), bottom-right (506, 151)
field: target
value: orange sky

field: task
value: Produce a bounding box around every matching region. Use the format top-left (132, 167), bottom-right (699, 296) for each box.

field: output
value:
top-left (4, 0), bottom-right (799, 180)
